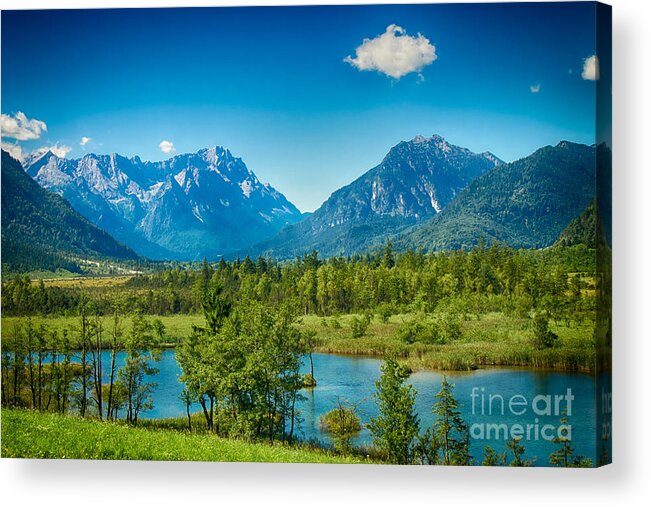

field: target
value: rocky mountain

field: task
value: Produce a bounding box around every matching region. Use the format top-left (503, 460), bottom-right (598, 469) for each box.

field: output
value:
top-left (25, 147), bottom-right (304, 260)
top-left (1, 150), bottom-right (138, 273)
top-left (400, 141), bottom-right (596, 251)
top-left (246, 135), bottom-right (502, 259)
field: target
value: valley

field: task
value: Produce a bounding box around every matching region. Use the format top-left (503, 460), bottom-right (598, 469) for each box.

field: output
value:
top-left (1, 133), bottom-right (608, 466)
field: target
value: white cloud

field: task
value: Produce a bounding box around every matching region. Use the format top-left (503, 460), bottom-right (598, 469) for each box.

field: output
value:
top-left (1, 111), bottom-right (48, 141)
top-left (582, 54), bottom-right (599, 81)
top-left (80, 136), bottom-right (92, 146)
top-left (530, 83), bottom-right (541, 93)
top-left (30, 143), bottom-right (72, 159)
top-left (344, 24), bottom-right (437, 80)
top-left (1, 141), bottom-right (25, 163)
top-left (159, 140), bottom-right (175, 154)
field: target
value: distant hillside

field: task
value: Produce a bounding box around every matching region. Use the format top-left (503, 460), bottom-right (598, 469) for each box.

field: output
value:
top-left (555, 201), bottom-right (596, 248)
top-left (400, 141), bottom-right (596, 251)
top-left (246, 134), bottom-right (501, 259)
top-left (1, 150), bottom-right (138, 273)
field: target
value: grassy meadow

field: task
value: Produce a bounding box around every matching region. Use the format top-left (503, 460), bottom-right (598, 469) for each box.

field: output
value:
top-left (1, 313), bottom-right (204, 348)
top-left (1, 408), bottom-right (370, 463)
top-left (2, 306), bottom-right (596, 371)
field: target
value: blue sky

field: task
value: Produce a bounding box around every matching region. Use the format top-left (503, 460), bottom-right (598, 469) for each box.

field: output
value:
top-left (2, 3), bottom-right (598, 212)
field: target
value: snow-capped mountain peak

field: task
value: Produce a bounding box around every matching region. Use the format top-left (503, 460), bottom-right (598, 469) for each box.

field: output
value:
top-left (25, 146), bottom-right (303, 260)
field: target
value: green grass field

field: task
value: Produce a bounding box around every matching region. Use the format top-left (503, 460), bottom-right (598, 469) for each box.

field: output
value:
top-left (1, 314), bottom-right (204, 347)
top-left (298, 312), bottom-right (596, 371)
top-left (1, 409), bottom-right (371, 463)
top-left (1, 309), bottom-right (597, 371)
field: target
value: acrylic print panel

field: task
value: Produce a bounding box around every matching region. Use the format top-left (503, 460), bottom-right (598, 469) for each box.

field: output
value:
top-left (0, 1), bottom-right (611, 467)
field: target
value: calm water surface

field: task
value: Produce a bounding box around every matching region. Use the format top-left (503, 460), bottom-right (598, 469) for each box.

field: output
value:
top-left (95, 350), bottom-right (603, 466)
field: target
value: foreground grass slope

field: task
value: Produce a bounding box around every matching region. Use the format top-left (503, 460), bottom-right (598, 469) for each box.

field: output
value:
top-left (1, 409), bottom-right (369, 464)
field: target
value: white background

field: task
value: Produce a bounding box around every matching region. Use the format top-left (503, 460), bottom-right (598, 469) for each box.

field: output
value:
top-left (1, 0), bottom-right (649, 505)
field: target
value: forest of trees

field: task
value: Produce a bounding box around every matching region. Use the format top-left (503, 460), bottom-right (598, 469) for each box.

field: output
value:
top-left (0, 305), bottom-right (165, 425)
top-left (2, 242), bottom-right (596, 327)
top-left (1, 281), bottom-right (313, 443)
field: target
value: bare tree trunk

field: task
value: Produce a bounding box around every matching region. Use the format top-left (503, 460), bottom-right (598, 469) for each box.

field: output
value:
top-left (46, 342), bottom-right (56, 411)
top-left (93, 317), bottom-right (103, 420)
top-left (80, 313), bottom-right (88, 417)
top-left (107, 346), bottom-right (117, 420)
top-left (209, 395), bottom-right (214, 432)
top-left (26, 325), bottom-right (36, 409)
top-left (1, 354), bottom-right (7, 406)
top-left (198, 395), bottom-right (211, 430)
top-left (107, 310), bottom-right (120, 420)
top-left (36, 350), bottom-right (42, 410)
top-left (12, 355), bottom-right (20, 406)
top-left (288, 391), bottom-right (297, 441)
top-left (61, 349), bottom-right (70, 414)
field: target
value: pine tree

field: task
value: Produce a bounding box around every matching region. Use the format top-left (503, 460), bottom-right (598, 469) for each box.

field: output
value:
top-left (382, 240), bottom-right (395, 269)
top-left (549, 415), bottom-right (593, 467)
top-left (482, 445), bottom-right (507, 466)
top-left (506, 437), bottom-right (533, 466)
top-left (433, 376), bottom-right (471, 465)
top-left (368, 357), bottom-right (419, 464)
top-left (202, 281), bottom-right (232, 334)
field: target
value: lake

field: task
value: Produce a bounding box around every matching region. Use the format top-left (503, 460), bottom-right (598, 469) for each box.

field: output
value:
top-left (92, 349), bottom-right (604, 466)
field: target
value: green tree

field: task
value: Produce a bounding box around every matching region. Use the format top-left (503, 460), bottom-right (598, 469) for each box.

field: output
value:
top-left (179, 386), bottom-right (194, 431)
top-left (350, 313), bottom-right (371, 339)
top-left (549, 415), bottom-right (593, 467)
top-left (414, 427), bottom-right (441, 465)
top-left (482, 445), bottom-right (507, 466)
top-left (532, 312), bottom-right (559, 349)
top-left (89, 313), bottom-right (104, 419)
top-left (382, 240), bottom-right (395, 269)
top-left (117, 312), bottom-right (162, 425)
top-left (202, 280), bottom-right (232, 334)
top-left (506, 437), bottom-right (533, 466)
top-left (320, 399), bottom-right (362, 453)
top-left (368, 357), bottom-right (420, 464)
top-left (106, 305), bottom-right (124, 420)
top-left (433, 377), bottom-right (471, 465)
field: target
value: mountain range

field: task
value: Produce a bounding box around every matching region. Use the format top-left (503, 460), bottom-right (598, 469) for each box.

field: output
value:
top-left (25, 147), bottom-right (303, 260)
top-left (4, 134), bottom-right (599, 270)
top-left (1, 149), bottom-right (138, 273)
top-left (400, 141), bottom-right (596, 251)
top-left (245, 135), bottom-right (502, 258)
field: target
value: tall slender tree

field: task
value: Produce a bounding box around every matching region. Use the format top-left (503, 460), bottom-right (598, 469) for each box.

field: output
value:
top-left (433, 377), bottom-right (471, 465)
top-left (368, 357), bottom-right (420, 464)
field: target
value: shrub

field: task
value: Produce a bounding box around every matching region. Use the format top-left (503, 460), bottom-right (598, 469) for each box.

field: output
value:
top-left (397, 317), bottom-right (446, 345)
top-left (376, 303), bottom-right (393, 324)
top-left (320, 402), bottom-right (362, 452)
top-left (532, 313), bottom-right (558, 350)
top-left (350, 314), bottom-right (371, 339)
top-left (302, 373), bottom-right (317, 388)
top-left (439, 317), bottom-right (462, 342)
